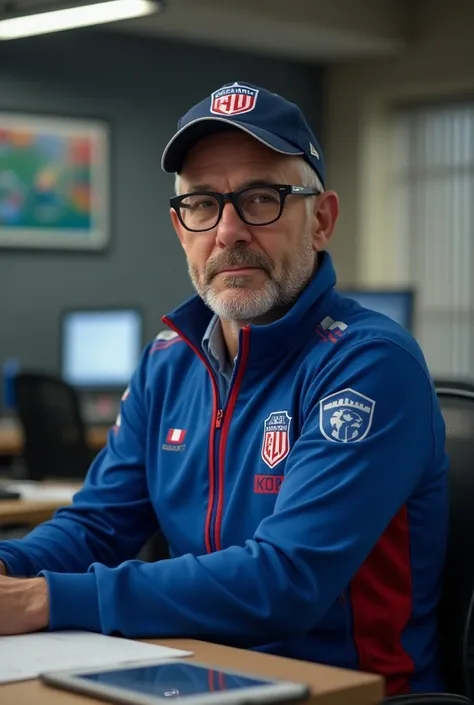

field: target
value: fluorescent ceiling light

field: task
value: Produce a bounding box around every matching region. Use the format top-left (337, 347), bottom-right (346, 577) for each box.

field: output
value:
top-left (0, 0), bottom-right (161, 40)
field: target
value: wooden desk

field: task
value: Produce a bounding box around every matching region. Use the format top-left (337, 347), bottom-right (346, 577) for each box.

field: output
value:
top-left (0, 420), bottom-right (109, 457)
top-left (0, 480), bottom-right (81, 528)
top-left (0, 638), bottom-right (384, 705)
top-left (0, 498), bottom-right (74, 528)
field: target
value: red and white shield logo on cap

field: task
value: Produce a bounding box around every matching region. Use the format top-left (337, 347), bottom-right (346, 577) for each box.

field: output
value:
top-left (210, 83), bottom-right (259, 116)
top-left (261, 411), bottom-right (292, 469)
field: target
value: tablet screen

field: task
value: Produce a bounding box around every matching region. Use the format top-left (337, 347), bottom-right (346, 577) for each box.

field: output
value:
top-left (77, 662), bottom-right (276, 699)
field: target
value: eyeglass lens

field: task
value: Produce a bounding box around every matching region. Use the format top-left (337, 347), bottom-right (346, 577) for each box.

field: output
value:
top-left (178, 186), bottom-right (282, 230)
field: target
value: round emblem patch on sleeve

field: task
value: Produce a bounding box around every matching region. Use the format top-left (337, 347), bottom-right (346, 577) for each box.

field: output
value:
top-left (319, 388), bottom-right (376, 443)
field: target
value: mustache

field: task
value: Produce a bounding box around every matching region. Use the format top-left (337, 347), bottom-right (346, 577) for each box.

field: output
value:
top-left (205, 248), bottom-right (272, 282)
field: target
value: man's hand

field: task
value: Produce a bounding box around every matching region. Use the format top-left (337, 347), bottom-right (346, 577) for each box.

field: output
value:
top-left (0, 560), bottom-right (6, 576)
top-left (0, 574), bottom-right (49, 635)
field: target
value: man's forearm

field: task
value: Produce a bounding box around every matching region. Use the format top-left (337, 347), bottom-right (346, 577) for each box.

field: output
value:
top-left (0, 575), bottom-right (49, 635)
top-left (0, 514), bottom-right (119, 577)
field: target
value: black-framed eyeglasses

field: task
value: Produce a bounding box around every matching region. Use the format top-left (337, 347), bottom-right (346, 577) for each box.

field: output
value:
top-left (170, 183), bottom-right (321, 232)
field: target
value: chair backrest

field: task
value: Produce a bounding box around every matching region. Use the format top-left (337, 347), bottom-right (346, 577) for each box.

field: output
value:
top-left (14, 372), bottom-right (92, 481)
top-left (436, 384), bottom-right (474, 697)
top-left (435, 379), bottom-right (474, 394)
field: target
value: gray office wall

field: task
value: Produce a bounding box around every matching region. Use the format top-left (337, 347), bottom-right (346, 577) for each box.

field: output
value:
top-left (0, 30), bottom-right (324, 377)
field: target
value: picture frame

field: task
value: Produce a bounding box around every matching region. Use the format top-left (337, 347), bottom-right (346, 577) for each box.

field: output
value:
top-left (0, 112), bottom-right (110, 251)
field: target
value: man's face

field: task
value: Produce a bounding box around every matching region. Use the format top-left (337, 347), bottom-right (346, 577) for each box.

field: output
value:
top-left (170, 131), bottom-right (324, 323)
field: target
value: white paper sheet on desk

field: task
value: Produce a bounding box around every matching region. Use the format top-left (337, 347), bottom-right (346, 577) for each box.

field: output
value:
top-left (3, 481), bottom-right (77, 502)
top-left (0, 631), bottom-right (192, 684)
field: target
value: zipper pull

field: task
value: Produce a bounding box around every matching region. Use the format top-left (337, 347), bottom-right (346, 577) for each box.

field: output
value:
top-left (215, 409), bottom-right (224, 428)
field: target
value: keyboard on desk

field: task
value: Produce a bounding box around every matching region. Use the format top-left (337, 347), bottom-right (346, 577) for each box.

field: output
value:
top-left (0, 489), bottom-right (20, 501)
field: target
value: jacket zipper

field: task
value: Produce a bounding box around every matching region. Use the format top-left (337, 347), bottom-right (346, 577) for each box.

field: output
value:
top-left (212, 327), bottom-right (250, 552)
top-left (161, 318), bottom-right (250, 554)
top-left (205, 394), bottom-right (222, 554)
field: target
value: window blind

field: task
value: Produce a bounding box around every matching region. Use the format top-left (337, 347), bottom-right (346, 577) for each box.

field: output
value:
top-left (394, 101), bottom-right (474, 377)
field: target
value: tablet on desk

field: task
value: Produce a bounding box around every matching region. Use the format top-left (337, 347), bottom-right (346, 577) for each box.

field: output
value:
top-left (41, 659), bottom-right (310, 705)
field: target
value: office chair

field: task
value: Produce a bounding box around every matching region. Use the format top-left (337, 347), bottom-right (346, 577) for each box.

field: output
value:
top-left (386, 383), bottom-right (474, 705)
top-left (14, 372), bottom-right (96, 481)
top-left (437, 385), bottom-right (474, 698)
top-left (434, 380), bottom-right (474, 394)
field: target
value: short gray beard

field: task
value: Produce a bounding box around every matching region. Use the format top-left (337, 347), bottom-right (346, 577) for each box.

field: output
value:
top-left (187, 225), bottom-right (315, 324)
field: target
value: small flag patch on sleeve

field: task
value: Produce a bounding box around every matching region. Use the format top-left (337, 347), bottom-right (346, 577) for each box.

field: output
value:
top-left (166, 428), bottom-right (186, 444)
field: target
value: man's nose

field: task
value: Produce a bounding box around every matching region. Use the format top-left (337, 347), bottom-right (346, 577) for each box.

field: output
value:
top-left (215, 201), bottom-right (252, 247)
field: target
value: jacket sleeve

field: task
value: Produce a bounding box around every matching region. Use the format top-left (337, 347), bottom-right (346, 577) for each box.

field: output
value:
top-left (0, 346), bottom-right (159, 578)
top-left (42, 339), bottom-right (445, 640)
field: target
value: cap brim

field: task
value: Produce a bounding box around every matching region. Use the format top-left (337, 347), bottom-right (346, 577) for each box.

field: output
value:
top-left (161, 116), bottom-right (304, 173)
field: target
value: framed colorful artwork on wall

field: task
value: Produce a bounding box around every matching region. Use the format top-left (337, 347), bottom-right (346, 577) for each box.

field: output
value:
top-left (0, 113), bottom-right (109, 250)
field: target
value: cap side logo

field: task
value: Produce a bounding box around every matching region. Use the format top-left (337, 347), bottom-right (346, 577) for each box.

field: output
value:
top-left (309, 142), bottom-right (320, 159)
top-left (210, 83), bottom-right (259, 117)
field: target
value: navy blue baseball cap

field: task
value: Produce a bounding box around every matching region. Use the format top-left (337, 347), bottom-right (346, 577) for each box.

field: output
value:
top-left (161, 81), bottom-right (325, 188)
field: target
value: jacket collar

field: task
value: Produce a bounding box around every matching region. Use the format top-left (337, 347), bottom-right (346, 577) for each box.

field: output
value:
top-left (163, 251), bottom-right (337, 368)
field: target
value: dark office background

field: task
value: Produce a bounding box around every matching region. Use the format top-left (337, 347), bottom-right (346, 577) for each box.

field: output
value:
top-left (0, 30), bottom-right (324, 377)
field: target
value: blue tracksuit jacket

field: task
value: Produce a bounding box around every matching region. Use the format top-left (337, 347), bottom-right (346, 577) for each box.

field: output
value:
top-left (0, 253), bottom-right (448, 695)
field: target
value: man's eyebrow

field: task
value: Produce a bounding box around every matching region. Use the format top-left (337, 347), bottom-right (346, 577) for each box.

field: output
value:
top-left (182, 178), bottom-right (282, 194)
top-left (238, 178), bottom-right (281, 190)
top-left (184, 183), bottom-right (215, 193)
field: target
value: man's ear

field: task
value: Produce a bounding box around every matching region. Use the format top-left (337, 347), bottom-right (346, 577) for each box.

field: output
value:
top-left (312, 191), bottom-right (339, 252)
top-left (170, 208), bottom-right (186, 249)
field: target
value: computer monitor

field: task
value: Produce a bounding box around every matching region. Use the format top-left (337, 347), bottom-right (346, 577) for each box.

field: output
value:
top-left (61, 308), bottom-right (143, 390)
top-left (338, 289), bottom-right (415, 331)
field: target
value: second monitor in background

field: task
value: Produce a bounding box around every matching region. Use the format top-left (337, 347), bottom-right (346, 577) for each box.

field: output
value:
top-left (338, 289), bottom-right (415, 332)
top-left (61, 308), bottom-right (143, 424)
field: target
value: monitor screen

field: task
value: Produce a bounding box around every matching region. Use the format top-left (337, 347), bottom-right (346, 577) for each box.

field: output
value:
top-left (338, 290), bottom-right (414, 331)
top-left (61, 309), bottom-right (143, 389)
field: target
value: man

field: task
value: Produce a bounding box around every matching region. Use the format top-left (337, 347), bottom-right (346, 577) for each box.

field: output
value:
top-left (0, 82), bottom-right (448, 695)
